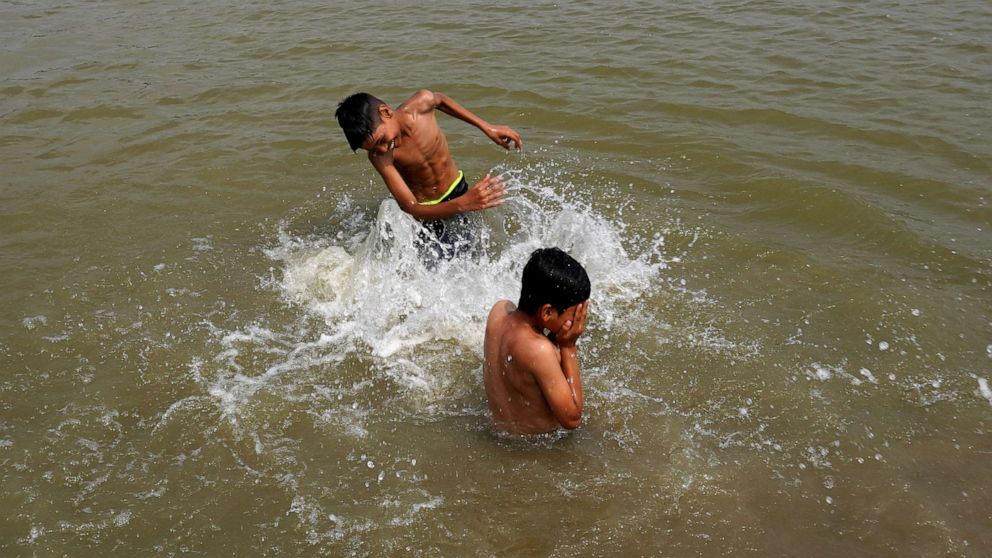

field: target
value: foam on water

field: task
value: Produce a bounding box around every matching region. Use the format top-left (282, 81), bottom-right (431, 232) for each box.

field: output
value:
top-left (266, 165), bottom-right (666, 369)
top-left (978, 377), bottom-right (992, 407)
top-left (195, 164), bottom-right (669, 436)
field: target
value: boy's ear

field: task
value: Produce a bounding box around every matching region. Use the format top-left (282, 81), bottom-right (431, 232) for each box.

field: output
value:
top-left (538, 304), bottom-right (557, 324)
top-left (378, 104), bottom-right (393, 119)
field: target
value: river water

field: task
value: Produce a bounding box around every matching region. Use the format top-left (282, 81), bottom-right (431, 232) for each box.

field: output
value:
top-left (2, 1), bottom-right (990, 555)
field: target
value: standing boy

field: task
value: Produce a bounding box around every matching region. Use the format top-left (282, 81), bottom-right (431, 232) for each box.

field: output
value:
top-left (334, 90), bottom-right (522, 251)
top-left (483, 248), bottom-right (591, 434)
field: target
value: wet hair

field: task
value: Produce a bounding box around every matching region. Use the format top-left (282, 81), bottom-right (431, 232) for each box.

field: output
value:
top-left (334, 93), bottom-right (385, 152)
top-left (518, 247), bottom-right (591, 314)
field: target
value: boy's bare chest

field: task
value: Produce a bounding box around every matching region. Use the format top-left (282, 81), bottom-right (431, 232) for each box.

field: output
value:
top-left (393, 129), bottom-right (447, 167)
top-left (391, 134), bottom-right (455, 195)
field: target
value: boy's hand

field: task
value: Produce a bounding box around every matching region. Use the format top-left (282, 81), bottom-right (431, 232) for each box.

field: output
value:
top-left (485, 125), bottom-right (523, 150)
top-left (461, 174), bottom-right (507, 211)
top-left (555, 300), bottom-right (589, 349)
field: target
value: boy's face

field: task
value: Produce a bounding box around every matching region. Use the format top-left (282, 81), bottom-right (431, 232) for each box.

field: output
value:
top-left (542, 301), bottom-right (586, 332)
top-left (361, 106), bottom-right (402, 155)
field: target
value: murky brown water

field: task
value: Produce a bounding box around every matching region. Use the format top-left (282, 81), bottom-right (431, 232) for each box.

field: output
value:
top-left (2, 1), bottom-right (991, 555)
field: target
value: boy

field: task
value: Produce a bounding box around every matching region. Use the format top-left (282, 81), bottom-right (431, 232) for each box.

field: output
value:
top-left (334, 90), bottom-right (522, 250)
top-left (483, 248), bottom-right (591, 434)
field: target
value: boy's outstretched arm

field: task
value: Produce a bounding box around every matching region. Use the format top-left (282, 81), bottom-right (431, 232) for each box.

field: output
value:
top-left (419, 89), bottom-right (523, 150)
top-left (369, 150), bottom-right (506, 221)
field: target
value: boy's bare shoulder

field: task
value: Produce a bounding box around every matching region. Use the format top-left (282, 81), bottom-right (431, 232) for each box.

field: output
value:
top-left (399, 89), bottom-right (437, 114)
top-left (503, 317), bottom-right (557, 364)
top-left (488, 299), bottom-right (515, 318)
top-left (486, 301), bottom-right (528, 342)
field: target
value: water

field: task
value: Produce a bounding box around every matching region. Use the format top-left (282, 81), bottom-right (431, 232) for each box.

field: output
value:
top-left (2, 1), bottom-right (990, 555)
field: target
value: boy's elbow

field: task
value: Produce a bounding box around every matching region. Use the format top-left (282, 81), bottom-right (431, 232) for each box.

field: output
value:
top-left (396, 199), bottom-right (422, 218)
top-left (559, 411), bottom-right (582, 430)
top-left (403, 204), bottom-right (427, 221)
top-left (414, 89), bottom-right (438, 106)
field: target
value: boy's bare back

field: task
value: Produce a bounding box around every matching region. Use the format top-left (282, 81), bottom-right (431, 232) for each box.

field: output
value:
top-left (483, 298), bottom-right (588, 435)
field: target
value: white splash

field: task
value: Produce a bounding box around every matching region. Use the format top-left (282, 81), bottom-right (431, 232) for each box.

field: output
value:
top-left (268, 168), bottom-right (665, 362)
top-left (858, 368), bottom-right (878, 384)
top-left (199, 166), bottom-right (669, 429)
top-left (978, 377), bottom-right (992, 407)
top-left (22, 315), bottom-right (47, 330)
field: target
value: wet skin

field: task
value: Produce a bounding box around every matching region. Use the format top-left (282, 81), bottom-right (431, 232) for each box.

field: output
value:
top-left (361, 89), bottom-right (522, 222)
top-left (483, 299), bottom-right (589, 434)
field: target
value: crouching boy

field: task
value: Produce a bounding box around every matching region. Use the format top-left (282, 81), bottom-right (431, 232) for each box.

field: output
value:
top-left (483, 248), bottom-right (591, 434)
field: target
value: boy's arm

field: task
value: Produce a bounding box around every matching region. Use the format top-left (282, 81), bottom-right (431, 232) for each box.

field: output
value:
top-left (418, 89), bottom-right (522, 150)
top-left (524, 341), bottom-right (583, 430)
top-left (551, 300), bottom-right (588, 418)
top-left (369, 151), bottom-right (505, 221)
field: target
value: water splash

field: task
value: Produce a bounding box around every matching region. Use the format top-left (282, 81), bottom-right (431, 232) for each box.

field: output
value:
top-left (267, 166), bottom-right (667, 362)
top-left (195, 164), bottom-right (669, 433)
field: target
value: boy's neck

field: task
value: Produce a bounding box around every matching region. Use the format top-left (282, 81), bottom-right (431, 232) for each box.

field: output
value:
top-left (394, 109), bottom-right (411, 131)
top-left (515, 308), bottom-right (549, 336)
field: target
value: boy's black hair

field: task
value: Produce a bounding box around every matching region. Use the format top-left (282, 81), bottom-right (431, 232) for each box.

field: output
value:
top-left (518, 247), bottom-right (591, 314)
top-left (335, 93), bottom-right (385, 152)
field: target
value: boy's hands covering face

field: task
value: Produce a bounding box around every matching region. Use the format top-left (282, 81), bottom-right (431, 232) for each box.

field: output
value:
top-left (555, 300), bottom-right (589, 348)
top-left (463, 174), bottom-right (507, 211)
top-left (485, 125), bottom-right (523, 150)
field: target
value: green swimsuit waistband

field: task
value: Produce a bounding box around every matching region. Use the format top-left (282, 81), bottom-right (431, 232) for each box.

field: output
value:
top-left (419, 171), bottom-right (464, 205)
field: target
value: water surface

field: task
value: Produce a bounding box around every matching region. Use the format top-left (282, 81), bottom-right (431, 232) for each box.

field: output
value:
top-left (2, 1), bottom-right (991, 555)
